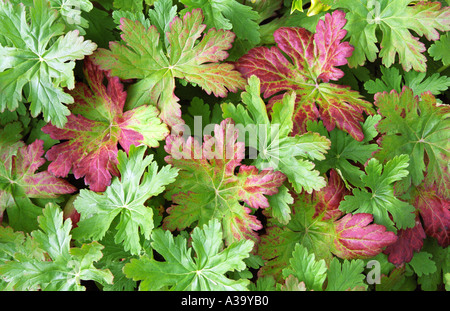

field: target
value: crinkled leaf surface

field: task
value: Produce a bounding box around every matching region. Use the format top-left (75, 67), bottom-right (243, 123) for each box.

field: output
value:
top-left (236, 10), bottom-right (374, 141)
top-left (374, 87), bottom-right (450, 199)
top-left (42, 59), bottom-right (169, 192)
top-left (124, 219), bottom-right (254, 290)
top-left (164, 119), bottom-right (286, 245)
top-left (339, 155), bottom-right (416, 232)
top-left (338, 0), bottom-right (450, 72)
top-left (92, 8), bottom-right (246, 127)
top-left (72, 145), bottom-right (179, 255)
top-left (222, 75), bottom-right (331, 195)
top-left (0, 203), bottom-right (113, 291)
top-left (0, 0), bottom-right (97, 128)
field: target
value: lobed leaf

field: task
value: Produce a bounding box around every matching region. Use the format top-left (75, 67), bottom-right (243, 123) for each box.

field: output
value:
top-left (92, 8), bottom-right (246, 128)
top-left (164, 118), bottom-right (286, 245)
top-left (42, 58), bottom-right (168, 192)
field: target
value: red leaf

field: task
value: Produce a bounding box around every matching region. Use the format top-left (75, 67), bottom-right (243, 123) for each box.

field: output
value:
top-left (238, 165), bottom-right (287, 209)
top-left (11, 140), bottom-right (76, 198)
top-left (414, 184), bottom-right (450, 247)
top-left (42, 58), bottom-right (168, 192)
top-left (332, 213), bottom-right (398, 259)
top-left (236, 10), bottom-right (373, 141)
top-left (383, 218), bottom-right (426, 266)
top-left (313, 169), bottom-right (349, 221)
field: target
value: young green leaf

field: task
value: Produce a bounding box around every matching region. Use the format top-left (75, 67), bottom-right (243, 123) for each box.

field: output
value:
top-left (282, 244), bottom-right (327, 291)
top-left (428, 33), bottom-right (450, 66)
top-left (339, 155), bottom-right (416, 232)
top-left (306, 115), bottom-right (380, 188)
top-left (325, 258), bottom-right (368, 291)
top-left (0, 203), bottom-right (113, 291)
top-left (222, 75), bottom-right (331, 195)
top-left (72, 145), bottom-right (179, 255)
top-left (364, 66), bottom-right (450, 98)
top-left (123, 219), bottom-right (254, 290)
top-left (180, 0), bottom-right (261, 45)
top-left (0, 0), bottom-right (97, 128)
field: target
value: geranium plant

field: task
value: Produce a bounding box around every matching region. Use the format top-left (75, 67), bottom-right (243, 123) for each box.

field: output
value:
top-left (0, 0), bottom-right (448, 292)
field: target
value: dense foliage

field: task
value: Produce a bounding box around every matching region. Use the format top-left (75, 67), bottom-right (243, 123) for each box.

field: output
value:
top-left (0, 0), bottom-right (449, 291)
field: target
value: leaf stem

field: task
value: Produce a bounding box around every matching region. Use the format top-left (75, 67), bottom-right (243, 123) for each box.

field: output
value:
top-left (437, 64), bottom-right (449, 73)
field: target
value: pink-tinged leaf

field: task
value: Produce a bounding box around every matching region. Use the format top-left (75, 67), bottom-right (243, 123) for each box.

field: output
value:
top-left (332, 213), bottom-right (398, 259)
top-left (163, 119), bottom-right (286, 245)
top-left (92, 9), bottom-right (246, 128)
top-left (383, 218), bottom-right (426, 266)
top-left (42, 58), bottom-right (168, 192)
top-left (238, 165), bottom-right (286, 209)
top-left (374, 88), bottom-right (450, 198)
top-left (63, 195), bottom-right (80, 228)
top-left (313, 169), bottom-right (349, 221)
top-left (258, 184), bottom-right (340, 281)
top-left (236, 10), bottom-right (373, 141)
top-left (313, 10), bottom-right (354, 82)
top-left (414, 184), bottom-right (450, 247)
top-left (3, 139), bottom-right (76, 198)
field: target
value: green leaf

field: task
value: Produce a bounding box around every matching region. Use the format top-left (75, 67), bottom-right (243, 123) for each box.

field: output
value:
top-left (374, 87), bottom-right (450, 198)
top-left (223, 75), bottom-right (331, 195)
top-left (338, 0), bottom-right (450, 72)
top-left (0, 0), bottom-right (97, 128)
top-left (113, 0), bottom-right (144, 12)
top-left (282, 244), bottom-right (327, 291)
top-left (148, 0), bottom-right (178, 48)
top-left (0, 203), bottom-right (113, 291)
top-left (429, 32), bottom-right (450, 66)
top-left (364, 66), bottom-right (450, 97)
top-left (180, 0), bottom-right (260, 44)
top-left (325, 258), bottom-right (368, 291)
top-left (72, 145), bottom-right (179, 255)
top-left (408, 251), bottom-right (437, 277)
top-left (339, 155), bottom-right (416, 232)
top-left (93, 8), bottom-right (245, 127)
top-left (123, 219), bottom-right (254, 290)
top-left (49, 0), bottom-right (93, 34)
top-left (307, 115), bottom-right (381, 188)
